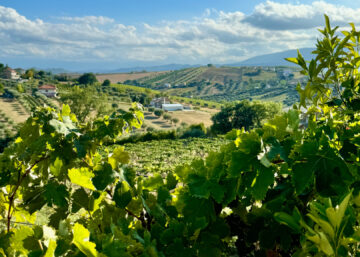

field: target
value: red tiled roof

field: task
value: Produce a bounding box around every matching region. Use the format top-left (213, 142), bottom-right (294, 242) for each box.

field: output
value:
top-left (4, 67), bottom-right (15, 72)
top-left (38, 84), bottom-right (56, 89)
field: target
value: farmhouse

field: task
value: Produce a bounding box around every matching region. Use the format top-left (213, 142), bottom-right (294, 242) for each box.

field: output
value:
top-left (1, 67), bottom-right (20, 80)
top-left (150, 97), bottom-right (170, 108)
top-left (162, 104), bottom-right (183, 111)
top-left (38, 84), bottom-right (57, 97)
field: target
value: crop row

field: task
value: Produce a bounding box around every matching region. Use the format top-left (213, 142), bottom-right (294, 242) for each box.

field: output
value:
top-left (110, 137), bottom-right (228, 175)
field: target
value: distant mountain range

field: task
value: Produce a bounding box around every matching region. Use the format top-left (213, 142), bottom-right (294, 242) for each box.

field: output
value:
top-left (228, 48), bottom-right (315, 67)
top-left (41, 48), bottom-right (315, 74)
top-left (101, 48), bottom-right (315, 73)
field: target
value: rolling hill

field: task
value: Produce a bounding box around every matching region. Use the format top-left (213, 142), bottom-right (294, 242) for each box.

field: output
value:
top-left (124, 65), bottom-right (304, 106)
top-left (228, 48), bottom-right (315, 67)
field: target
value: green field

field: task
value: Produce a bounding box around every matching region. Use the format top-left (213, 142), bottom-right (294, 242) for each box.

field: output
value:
top-left (111, 137), bottom-right (228, 174)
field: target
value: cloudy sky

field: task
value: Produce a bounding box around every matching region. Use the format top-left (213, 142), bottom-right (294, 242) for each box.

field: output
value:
top-left (1, 0), bottom-right (360, 71)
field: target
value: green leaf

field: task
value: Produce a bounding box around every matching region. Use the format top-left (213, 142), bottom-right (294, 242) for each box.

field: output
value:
top-left (285, 57), bottom-right (298, 64)
top-left (274, 212), bottom-right (301, 233)
top-left (61, 104), bottom-right (71, 116)
top-left (73, 223), bottom-right (100, 257)
top-left (49, 157), bottom-right (63, 177)
top-left (292, 160), bottom-right (315, 194)
top-left (68, 167), bottom-right (95, 190)
top-left (143, 174), bottom-right (164, 191)
top-left (108, 146), bottom-right (130, 168)
top-left (72, 188), bottom-right (92, 212)
top-left (44, 240), bottom-right (57, 257)
top-left (324, 14), bottom-right (331, 34)
top-left (113, 181), bottom-right (132, 208)
top-left (326, 192), bottom-right (351, 230)
top-left (92, 163), bottom-right (115, 191)
top-left (43, 181), bottom-right (69, 207)
top-left (251, 166), bottom-right (274, 200)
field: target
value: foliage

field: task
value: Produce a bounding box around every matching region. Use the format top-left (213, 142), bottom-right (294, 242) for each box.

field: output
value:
top-left (60, 85), bottom-right (110, 122)
top-left (0, 82), bottom-right (3, 95)
top-left (211, 100), bottom-right (282, 134)
top-left (78, 72), bottom-right (98, 85)
top-left (154, 109), bottom-right (164, 117)
top-left (102, 79), bottom-right (111, 87)
top-left (117, 137), bottom-right (227, 174)
top-left (22, 69), bottom-right (34, 79)
top-left (3, 15), bottom-right (360, 257)
top-left (181, 123), bottom-right (207, 138)
top-left (16, 84), bottom-right (24, 93)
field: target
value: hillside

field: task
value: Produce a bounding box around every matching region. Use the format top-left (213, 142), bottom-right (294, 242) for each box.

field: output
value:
top-left (127, 65), bottom-right (304, 106)
top-left (228, 48), bottom-right (315, 67)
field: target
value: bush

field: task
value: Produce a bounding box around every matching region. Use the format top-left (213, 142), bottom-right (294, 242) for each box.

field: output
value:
top-left (154, 109), bottom-right (164, 117)
top-left (102, 79), bottom-right (111, 87)
top-left (163, 113), bottom-right (172, 120)
top-left (180, 123), bottom-right (207, 138)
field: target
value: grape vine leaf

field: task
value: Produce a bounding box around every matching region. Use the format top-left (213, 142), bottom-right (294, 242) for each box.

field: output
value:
top-left (92, 163), bottom-right (115, 191)
top-left (73, 223), bottom-right (101, 257)
top-left (251, 166), bottom-right (274, 200)
top-left (44, 240), bottom-right (57, 257)
top-left (43, 181), bottom-right (69, 207)
top-left (113, 181), bottom-right (132, 208)
top-left (68, 167), bottom-right (95, 190)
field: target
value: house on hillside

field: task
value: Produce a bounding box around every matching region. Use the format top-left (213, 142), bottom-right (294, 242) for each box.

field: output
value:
top-left (162, 104), bottom-right (183, 111)
top-left (150, 97), bottom-right (170, 108)
top-left (1, 67), bottom-right (20, 80)
top-left (38, 84), bottom-right (57, 97)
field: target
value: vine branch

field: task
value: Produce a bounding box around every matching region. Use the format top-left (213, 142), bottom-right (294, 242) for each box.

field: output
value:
top-left (7, 155), bottom-right (48, 232)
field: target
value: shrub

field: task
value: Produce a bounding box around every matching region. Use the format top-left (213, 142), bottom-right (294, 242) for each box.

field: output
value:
top-left (154, 109), bottom-right (164, 117)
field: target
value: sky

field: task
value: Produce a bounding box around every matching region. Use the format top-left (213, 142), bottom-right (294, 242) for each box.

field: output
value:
top-left (1, 0), bottom-right (360, 71)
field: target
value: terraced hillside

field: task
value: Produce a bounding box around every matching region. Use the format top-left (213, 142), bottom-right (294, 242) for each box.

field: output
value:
top-left (132, 66), bottom-right (304, 106)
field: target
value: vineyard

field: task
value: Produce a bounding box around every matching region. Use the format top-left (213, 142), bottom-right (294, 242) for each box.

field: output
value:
top-left (117, 137), bottom-right (228, 174)
top-left (130, 65), bottom-right (304, 106)
top-left (2, 16), bottom-right (360, 257)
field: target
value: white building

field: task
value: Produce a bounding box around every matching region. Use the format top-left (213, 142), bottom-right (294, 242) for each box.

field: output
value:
top-left (38, 84), bottom-right (57, 97)
top-left (150, 97), bottom-right (170, 108)
top-left (162, 104), bottom-right (183, 111)
top-left (2, 68), bottom-right (20, 80)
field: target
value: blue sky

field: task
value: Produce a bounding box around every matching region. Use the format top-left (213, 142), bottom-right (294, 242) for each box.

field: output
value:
top-left (1, 0), bottom-right (360, 71)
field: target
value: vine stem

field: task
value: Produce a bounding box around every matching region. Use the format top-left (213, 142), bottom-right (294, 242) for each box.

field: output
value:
top-left (105, 189), bottom-right (145, 224)
top-left (7, 156), bottom-right (47, 233)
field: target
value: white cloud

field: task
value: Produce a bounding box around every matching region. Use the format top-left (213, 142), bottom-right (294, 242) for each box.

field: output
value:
top-left (244, 1), bottom-right (360, 30)
top-left (0, 1), bottom-right (359, 68)
top-left (60, 16), bottom-right (114, 25)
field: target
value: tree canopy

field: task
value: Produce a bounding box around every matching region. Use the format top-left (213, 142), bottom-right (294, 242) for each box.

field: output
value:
top-left (211, 100), bottom-right (282, 134)
top-left (78, 72), bottom-right (98, 85)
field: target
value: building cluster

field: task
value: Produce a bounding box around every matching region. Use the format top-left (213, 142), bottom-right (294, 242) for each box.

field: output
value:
top-left (149, 97), bottom-right (185, 111)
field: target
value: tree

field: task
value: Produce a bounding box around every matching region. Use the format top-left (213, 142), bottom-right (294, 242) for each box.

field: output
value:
top-left (0, 82), bottom-right (4, 95)
top-left (78, 72), bottom-right (97, 85)
top-left (163, 113), bottom-right (172, 121)
top-left (60, 86), bottom-right (109, 122)
top-left (211, 100), bottom-right (281, 134)
top-left (154, 109), bottom-right (164, 117)
top-left (22, 69), bottom-right (34, 79)
top-left (16, 83), bottom-right (24, 93)
top-left (102, 79), bottom-right (111, 87)
top-left (172, 117), bottom-right (179, 126)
